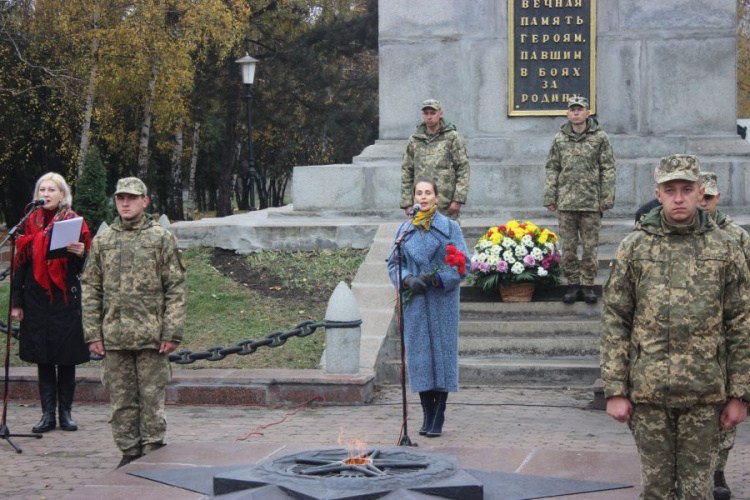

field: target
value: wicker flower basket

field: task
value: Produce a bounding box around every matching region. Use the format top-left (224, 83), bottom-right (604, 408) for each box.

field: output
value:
top-left (499, 282), bottom-right (535, 302)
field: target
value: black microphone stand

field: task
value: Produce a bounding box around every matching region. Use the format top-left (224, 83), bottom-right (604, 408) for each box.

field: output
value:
top-left (388, 210), bottom-right (418, 447)
top-left (1, 205), bottom-right (44, 453)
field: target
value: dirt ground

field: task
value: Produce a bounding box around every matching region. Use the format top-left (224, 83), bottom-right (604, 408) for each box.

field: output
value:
top-left (210, 248), bottom-right (328, 305)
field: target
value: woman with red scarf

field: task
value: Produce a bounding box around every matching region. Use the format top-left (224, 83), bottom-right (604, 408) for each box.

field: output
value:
top-left (10, 172), bottom-right (92, 433)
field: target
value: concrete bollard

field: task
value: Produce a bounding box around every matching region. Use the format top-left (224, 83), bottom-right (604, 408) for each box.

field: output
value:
top-left (158, 214), bottom-right (171, 228)
top-left (324, 281), bottom-right (361, 375)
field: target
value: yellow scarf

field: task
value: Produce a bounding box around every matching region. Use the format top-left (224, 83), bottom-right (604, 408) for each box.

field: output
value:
top-left (412, 205), bottom-right (437, 232)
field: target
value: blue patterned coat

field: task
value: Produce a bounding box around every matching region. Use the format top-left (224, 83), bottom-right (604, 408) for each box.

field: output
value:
top-left (387, 212), bottom-right (469, 393)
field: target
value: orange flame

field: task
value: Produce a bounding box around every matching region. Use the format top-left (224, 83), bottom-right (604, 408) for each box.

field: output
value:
top-left (338, 427), bottom-right (369, 465)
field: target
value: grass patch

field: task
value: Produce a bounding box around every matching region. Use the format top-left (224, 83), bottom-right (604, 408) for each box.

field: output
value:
top-left (0, 246), bottom-right (368, 370)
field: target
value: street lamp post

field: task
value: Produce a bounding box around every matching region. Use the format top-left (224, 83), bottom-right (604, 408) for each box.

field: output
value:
top-left (235, 53), bottom-right (259, 211)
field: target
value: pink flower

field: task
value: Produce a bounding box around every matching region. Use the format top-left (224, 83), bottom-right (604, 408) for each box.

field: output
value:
top-left (523, 255), bottom-right (536, 267)
top-left (496, 261), bottom-right (509, 273)
top-left (541, 257), bottom-right (551, 269)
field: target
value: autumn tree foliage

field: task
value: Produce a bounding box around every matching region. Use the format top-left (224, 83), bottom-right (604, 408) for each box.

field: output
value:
top-left (0, 0), bottom-right (378, 223)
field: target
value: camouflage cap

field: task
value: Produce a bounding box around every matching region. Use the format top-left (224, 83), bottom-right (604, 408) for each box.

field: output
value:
top-left (421, 99), bottom-right (442, 111)
top-left (700, 171), bottom-right (719, 196)
top-left (654, 154), bottom-right (701, 184)
top-left (568, 95), bottom-right (589, 109)
top-left (114, 177), bottom-right (148, 196)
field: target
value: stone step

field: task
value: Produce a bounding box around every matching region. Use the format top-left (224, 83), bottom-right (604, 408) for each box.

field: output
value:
top-left (460, 301), bottom-right (602, 319)
top-left (459, 336), bottom-right (599, 357)
top-left (459, 356), bottom-right (601, 386)
top-left (460, 319), bottom-right (599, 338)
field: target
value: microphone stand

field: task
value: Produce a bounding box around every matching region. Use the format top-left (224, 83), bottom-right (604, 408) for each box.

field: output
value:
top-left (388, 210), bottom-right (418, 447)
top-left (1, 206), bottom-right (43, 453)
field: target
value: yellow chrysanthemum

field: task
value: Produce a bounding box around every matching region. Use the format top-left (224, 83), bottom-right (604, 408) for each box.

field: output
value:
top-left (490, 232), bottom-right (502, 244)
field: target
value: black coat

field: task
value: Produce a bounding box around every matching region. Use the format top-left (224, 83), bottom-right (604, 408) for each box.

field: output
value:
top-left (11, 254), bottom-right (90, 366)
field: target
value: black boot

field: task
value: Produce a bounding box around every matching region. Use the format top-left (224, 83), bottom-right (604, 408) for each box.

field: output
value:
top-left (57, 365), bottom-right (78, 431)
top-left (32, 365), bottom-right (56, 433)
top-left (418, 391), bottom-right (436, 436)
top-left (581, 286), bottom-right (598, 304)
top-left (714, 470), bottom-right (731, 500)
top-left (426, 391), bottom-right (448, 437)
top-left (562, 286), bottom-right (580, 304)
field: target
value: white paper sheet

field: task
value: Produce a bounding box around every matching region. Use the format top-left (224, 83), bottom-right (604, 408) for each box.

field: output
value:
top-left (49, 217), bottom-right (84, 250)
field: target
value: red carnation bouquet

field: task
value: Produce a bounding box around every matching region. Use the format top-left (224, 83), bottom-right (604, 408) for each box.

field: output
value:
top-left (444, 244), bottom-right (466, 275)
top-left (401, 244), bottom-right (467, 308)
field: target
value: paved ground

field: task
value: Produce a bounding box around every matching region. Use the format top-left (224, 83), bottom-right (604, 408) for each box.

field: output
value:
top-left (1, 386), bottom-right (748, 499)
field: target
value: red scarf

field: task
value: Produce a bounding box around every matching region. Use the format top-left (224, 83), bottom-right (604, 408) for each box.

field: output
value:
top-left (15, 207), bottom-right (92, 304)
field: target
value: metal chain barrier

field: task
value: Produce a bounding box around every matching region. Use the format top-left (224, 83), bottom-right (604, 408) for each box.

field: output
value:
top-left (1, 318), bottom-right (361, 364)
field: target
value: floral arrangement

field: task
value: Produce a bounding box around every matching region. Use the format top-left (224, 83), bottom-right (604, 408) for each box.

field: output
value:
top-left (402, 244), bottom-right (466, 307)
top-left (467, 220), bottom-right (562, 292)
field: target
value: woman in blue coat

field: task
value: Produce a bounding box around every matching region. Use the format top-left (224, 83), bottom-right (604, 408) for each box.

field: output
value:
top-left (387, 179), bottom-right (469, 437)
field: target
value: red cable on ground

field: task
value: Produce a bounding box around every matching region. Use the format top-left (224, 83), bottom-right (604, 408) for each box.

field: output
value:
top-left (235, 395), bottom-right (326, 441)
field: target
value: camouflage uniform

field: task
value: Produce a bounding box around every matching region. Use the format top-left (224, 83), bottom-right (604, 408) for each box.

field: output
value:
top-left (601, 205), bottom-right (750, 499)
top-left (400, 118), bottom-right (470, 221)
top-left (543, 117), bottom-right (616, 285)
top-left (82, 208), bottom-right (186, 458)
top-left (700, 172), bottom-right (750, 478)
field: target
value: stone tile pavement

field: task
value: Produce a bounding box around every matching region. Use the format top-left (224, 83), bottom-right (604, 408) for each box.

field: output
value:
top-left (1, 386), bottom-right (748, 499)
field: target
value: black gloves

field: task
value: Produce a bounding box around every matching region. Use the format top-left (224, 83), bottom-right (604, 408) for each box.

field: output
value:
top-left (404, 274), bottom-right (432, 294)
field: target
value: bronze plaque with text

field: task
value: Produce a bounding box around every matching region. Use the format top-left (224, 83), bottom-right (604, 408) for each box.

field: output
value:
top-left (508, 0), bottom-right (596, 116)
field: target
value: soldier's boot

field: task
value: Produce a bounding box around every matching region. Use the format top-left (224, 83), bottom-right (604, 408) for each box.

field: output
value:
top-left (581, 286), bottom-right (598, 304)
top-left (116, 454), bottom-right (142, 468)
top-left (426, 391), bottom-right (448, 438)
top-left (142, 442), bottom-right (166, 455)
top-left (418, 391), bottom-right (437, 436)
top-left (713, 470), bottom-right (731, 500)
top-left (562, 286), bottom-right (580, 304)
top-left (32, 365), bottom-right (56, 433)
top-left (57, 366), bottom-right (78, 431)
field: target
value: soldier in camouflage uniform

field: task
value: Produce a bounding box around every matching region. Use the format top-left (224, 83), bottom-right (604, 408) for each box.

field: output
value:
top-left (82, 177), bottom-right (186, 468)
top-left (601, 155), bottom-right (750, 500)
top-left (543, 95), bottom-right (616, 304)
top-left (400, 99), bottom-right (470, 221)
top-left (699, 172), bottom-right (750, 500)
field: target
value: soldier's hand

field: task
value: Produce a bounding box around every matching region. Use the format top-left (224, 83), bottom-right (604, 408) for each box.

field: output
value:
top-left (720, 398), bottom-right (748, 430)
top-left (546, 204), bottom-right (557, 211)
top-left (606, 396), bottom-right (633, 423)
top-left (448, 201), bottom-right (461, 215)
top-left (88, 341), bottom-right (105, 356)
top-left (160, 340), bottom-right (180, 355)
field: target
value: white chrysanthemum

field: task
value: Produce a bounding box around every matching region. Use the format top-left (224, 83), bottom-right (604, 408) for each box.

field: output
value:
top-left (473, 253), bottom-right (488, 263)
top-left (501, 237), bottom-right (515, 249)
top-left (479, 239), bottom-right (493, 250)
top-left (511, 262), bottom-right (525, 274)
top-left (530, 247), bottom-right (544, 260)
top-left (514, 245), bottom-right (528, 257)
top-left (502, 250), bottom-right (514, 262)
top-left (489, 245), bottom-right (502, 256)
top-left (544, 242), bottom-right (555, 253)
top-left (521, 234), bottom-right (534, 247)
top-left (537, 268), bottom-right (549, 277)
top-left (487, 254), bottom-right (500, 266)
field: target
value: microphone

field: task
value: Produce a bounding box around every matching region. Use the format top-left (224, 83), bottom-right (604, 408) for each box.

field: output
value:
top-left (409, 203), bottom-right (421, 218)
top-left (30, 199), bottom-right (47, 207)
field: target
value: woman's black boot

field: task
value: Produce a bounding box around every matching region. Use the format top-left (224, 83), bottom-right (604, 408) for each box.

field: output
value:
top-left (418, 391), bottom-right (436, 435)
top-left (32, 365), bottom-right (57, 433)
top-left (57, 365), bottom-right (78, 431)
top-left (426, 391), bottom-right (448, 437)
